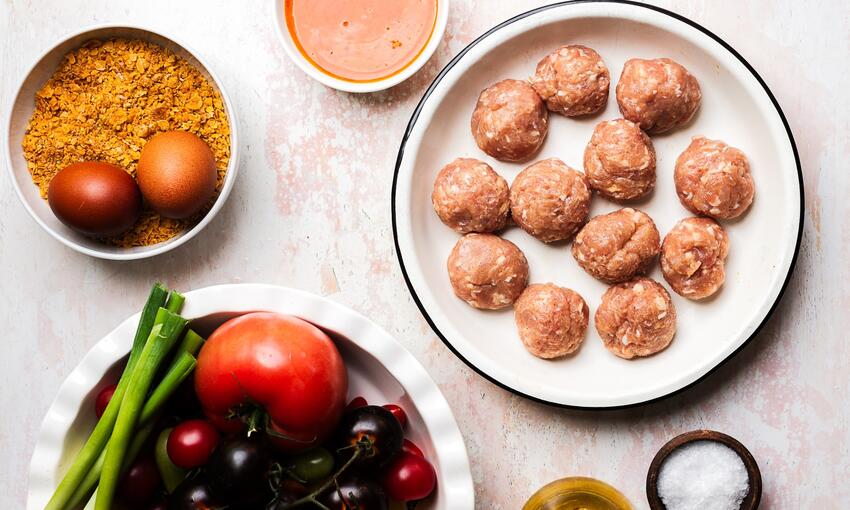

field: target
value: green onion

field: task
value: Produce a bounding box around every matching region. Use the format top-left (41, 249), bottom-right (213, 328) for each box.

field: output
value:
top-left (44, 283), bottom-right (168, 510)
top-left (95, 310), bottom-right (187, 510)
top-left (165, 290), bottom-right (185, 314)
top-left (66, 353), bottom-right (197, 509)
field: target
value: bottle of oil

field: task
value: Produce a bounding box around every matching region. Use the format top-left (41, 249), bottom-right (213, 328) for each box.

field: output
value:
top-left (523, 477), bottom-right (633, 510)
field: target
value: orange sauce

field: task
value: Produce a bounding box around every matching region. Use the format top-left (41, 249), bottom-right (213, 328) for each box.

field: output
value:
top-left (285, 0), bottom-right (438, 83)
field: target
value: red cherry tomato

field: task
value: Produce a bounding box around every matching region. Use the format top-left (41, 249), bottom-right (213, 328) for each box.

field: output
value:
top-left (382, 452), bottom-right (436, 502)
top-left (383, 404), bottom-right (407, 428)
top-left (194, 313), bottom-right (348, 452)
top-left (402, 438), bottom-right (424, 458)
top-left (346, 396), bottom-right (368, 411)
top-left (95, 384), bottom-right (117, 418)
top-left (167, 420), bottom-right (221, 469)
top-left (119, 455), bottom-right (161, 504)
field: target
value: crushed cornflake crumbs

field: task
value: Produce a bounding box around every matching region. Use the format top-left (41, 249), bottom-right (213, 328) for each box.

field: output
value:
top-left (22, 38), bottom-right (231, 248)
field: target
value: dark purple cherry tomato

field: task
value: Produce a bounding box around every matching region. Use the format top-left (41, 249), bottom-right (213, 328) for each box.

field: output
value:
top-left (382, 404), bottom-right (407, 428)
top-left (167, 420), bottom-right (220, 469)
top-left (95, 384), bottom-right (117, 418)
top-left (206, 435), bottom-right (273, 505)
top-left (168, 476), bottom-right (219, 510)
top-left (381, 452), bottom-right (437, 503)
top-left (318, 474), bottom-right (388, 510)
top-left (119, 455), bottom-right (161, 504)
top-left (335, 405), bottom-right (403, 467)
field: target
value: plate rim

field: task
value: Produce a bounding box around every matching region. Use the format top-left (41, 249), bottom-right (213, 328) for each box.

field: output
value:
top-left (390, 0), bottom-right (804, 410)
top-left (27, 284), bottom-right (474, 508)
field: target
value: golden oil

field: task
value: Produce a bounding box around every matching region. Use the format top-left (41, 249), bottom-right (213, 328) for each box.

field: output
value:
top-left (523, 477), bottom-right (633, 510)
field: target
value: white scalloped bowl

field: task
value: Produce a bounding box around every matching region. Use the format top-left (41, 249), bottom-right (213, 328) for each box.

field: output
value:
top-left (4, 25), bottom-right (240, 260)
top-left (27, 284), bottom-right (473, 509)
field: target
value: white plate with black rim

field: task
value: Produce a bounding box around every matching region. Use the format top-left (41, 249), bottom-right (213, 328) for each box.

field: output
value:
top-left (28, 284), bottom-right (474, 509)
top-left (392, 1), bottom-right (803, 409)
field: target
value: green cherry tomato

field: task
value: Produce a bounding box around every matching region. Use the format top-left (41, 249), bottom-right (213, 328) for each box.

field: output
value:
top-left (155, 428), bottom-right (187, 493)
top-left (286, 447), bottom-right (335, 483)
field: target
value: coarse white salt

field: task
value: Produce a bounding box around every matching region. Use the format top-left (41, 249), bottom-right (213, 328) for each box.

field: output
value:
top-left (657, 440), bottom-right (750, 510)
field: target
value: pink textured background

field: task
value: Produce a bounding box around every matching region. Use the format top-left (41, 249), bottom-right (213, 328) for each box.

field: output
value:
top-left (1, 1), bottom-right (847, 508)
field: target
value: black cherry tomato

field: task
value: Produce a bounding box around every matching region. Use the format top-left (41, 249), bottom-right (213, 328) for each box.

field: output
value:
top-left (119, 454), bottom-right (161, 504)
top-left (335, 405), bottom-right (402, 467)
top-left (318, 474), bottom-right (388, 510)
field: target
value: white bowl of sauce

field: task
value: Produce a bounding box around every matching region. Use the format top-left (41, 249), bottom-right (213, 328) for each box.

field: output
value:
top-left (274, 0), bottom-right (448, 93)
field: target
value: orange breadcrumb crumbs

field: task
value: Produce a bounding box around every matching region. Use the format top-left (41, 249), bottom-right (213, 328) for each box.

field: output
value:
top-left (22, 38), bottom-right (231, 248)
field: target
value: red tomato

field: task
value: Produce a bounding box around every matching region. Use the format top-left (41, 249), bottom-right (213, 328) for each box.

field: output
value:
top-left (195, 313), bottom-right (348, 452)
top-left (95, 383), bottom-right (117, 418)
top-left (346, 396), bottom-right (368, 411)
top-left (383, 404), bottom-right (407, 428)
top-left (402, 438), bottom-right (424, 458)
top-left (167, 419), bottom-right (220, 469)
top-left (382, 452), bottom-right (436, 502)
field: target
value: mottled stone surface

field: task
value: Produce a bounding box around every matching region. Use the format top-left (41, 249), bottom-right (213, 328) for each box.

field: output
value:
top-left (0, 1), bottom-right (847, 508)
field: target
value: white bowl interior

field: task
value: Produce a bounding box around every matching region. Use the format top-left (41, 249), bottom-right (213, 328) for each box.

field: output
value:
top-left (5, 26), bottom-right (239, 260)
top-left (272, 0), bottom-right (449, 93)
top-left (28, 285), bottom-right (473, 509)
top-left (395, 3), bottom-right (801, 407)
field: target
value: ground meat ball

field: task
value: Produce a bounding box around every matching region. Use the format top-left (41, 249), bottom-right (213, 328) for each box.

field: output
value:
top-left (584, 119), bottom-right (656, 200)
top-left (674, 136), bottom-right (755, 220)
top-left (572, 208), bottom-right (660, 283)
top-left (447, 233), bottom-right (529, 310)
top-left (595, 278), bottom-right (677, 359)
top-left (431, 158), bottom-right (510, 233)
top-left (510, 158), bottom-right (591, 243)
top-left (470, 79), bottom-right (549, 161)
top-left (615, 58), bottom-right (701, 134)
top-left (531, 45), bottom-right (610, 117)
top-left (661, 217), bottom-right (729, 300)
top-left (514, 283), bottom-right (589, 359)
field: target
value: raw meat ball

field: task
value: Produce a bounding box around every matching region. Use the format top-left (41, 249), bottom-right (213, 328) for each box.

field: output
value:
top-left (514, 283), bottom-right (589, 359)
top-left (447, 233), bottom-right (529, 310)
top-left (584, 118), bottom-right (656, 200)
top-left (470, 79), bottom-right (549, 161)
top-left (431, 158), bottom-right (510, 233)
top-left (674, 136), bottom-right (755, 220)
top-left (615, 58), bottom-right (701, 134)
top-left (510, 158), bottom-right (591, 243)
top-left (595, 278), bottom-right (677, 359)
top-left (531, 45), bottom-right (610, 117)
top-left (661, 217), bottom-right (729, 300)
top-left (572, 208), bottom-right (660, 283)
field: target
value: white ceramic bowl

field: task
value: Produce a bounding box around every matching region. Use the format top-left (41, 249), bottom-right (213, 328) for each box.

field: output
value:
top-left (392, 2), bottom-right (803, 408)
top-left (4, 25), bottom-right (240, 260)
top-left (272, 0), bottom-right (449, 93)
top-left (27, 284), bottom-right (474, 509)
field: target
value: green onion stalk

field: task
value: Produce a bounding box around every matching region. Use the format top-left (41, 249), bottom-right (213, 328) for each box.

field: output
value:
top-left (95, 310), bottom-right (188, 510)
top-left (44, 283), bottom-right (169, 510)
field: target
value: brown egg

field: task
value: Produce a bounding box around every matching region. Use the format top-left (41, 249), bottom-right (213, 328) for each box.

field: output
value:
top-left (48, 161), bottom-right (142, 237)
top-left (137, 131), bottom-right (217, 219)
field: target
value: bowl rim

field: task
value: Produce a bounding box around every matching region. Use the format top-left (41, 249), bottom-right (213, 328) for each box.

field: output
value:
top-left (645, 429), bottom-right (762, 510)
top-left (26, 284), bottom-right (475, 509)
top-left (3, 23), bottom-right (241, 261)
top-left (271, 0), bottom-right (450, 93)
top-left (390, 0), bottom-right (804, 410)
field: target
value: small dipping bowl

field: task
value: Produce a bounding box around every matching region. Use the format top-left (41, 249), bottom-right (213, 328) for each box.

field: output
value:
top-left (524, 477), bottom-right (633, 510)
top-left (4, 25), bottom-right (240, 260)
top-left (273, 0), bottom-right (449, 93)
top-left (646, 430), bottom-right (762, 510)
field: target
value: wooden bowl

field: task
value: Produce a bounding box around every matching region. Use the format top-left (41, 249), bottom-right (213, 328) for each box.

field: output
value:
top-left (646, 430), bottom-right (762, 510)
